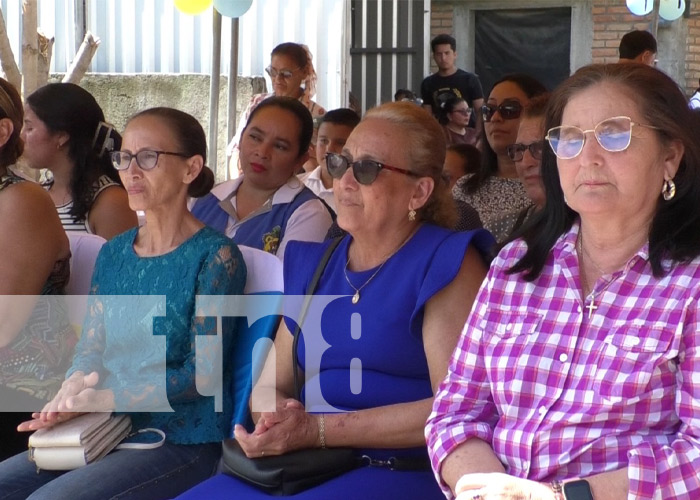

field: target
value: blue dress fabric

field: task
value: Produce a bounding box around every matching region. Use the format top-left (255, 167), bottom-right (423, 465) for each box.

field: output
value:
top-left (177, 224), bottom-right (494, 499)
top-left (67, 226), bottom-right (247, 444)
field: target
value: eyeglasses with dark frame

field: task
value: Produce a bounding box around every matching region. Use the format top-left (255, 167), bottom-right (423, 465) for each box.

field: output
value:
top-left (111, 150), bottom-right (190, 171)
top-left (481, 99), bottom-right (523, 122)
top-left (265, 66), bottom-right (301, 80)
top-left (506, 140), bottom-right (545, 162)
top-left (545, 116), bottom-right (661, 160)
top-left (325, 152), bottom-right (420, 185)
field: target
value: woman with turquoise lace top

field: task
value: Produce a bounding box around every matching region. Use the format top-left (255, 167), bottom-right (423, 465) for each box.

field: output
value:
top-left (0, 108), bottom-right (247, 499)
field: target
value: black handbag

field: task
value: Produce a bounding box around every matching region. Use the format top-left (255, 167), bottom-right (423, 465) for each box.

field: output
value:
top-left (222, 237), bottom-right (359, 495)
top-left (221, 439), bottom-right (358, 496)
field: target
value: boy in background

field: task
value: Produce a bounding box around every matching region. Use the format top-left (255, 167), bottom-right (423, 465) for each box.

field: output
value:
top-left (299, 108), bottom-right (360, 213)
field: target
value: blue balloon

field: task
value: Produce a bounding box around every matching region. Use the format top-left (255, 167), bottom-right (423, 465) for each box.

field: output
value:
top-left (213, 0), bottom-right (252, 18)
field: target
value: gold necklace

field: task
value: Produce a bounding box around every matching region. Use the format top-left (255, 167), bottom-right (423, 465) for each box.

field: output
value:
top-left (344, 226), bottom-right (418, 305)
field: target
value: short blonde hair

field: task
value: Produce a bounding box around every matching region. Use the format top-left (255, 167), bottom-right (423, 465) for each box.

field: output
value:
top-left (363, 102), bottom-right (457, 228)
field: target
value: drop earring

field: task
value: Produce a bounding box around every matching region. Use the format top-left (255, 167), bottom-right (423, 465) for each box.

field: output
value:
top-left (662, 178), bottom-right (676, 201)
top-left (408, 209), bottom-right (416, 221)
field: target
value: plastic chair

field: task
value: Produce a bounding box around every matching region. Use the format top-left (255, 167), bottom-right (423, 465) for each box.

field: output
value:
top-left (65, 233), bottom-right (106, 331)
top-left (232, 246), bottom-right (284, 431)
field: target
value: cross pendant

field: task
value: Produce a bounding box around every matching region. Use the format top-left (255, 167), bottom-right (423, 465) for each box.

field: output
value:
top-left (585, 298), bottom-right (597, 318)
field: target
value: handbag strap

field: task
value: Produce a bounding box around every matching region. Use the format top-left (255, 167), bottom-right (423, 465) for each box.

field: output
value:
top-left (116, 427), bottom-right (166, 450)
top-left (292, 236), bottom-right (343, 400)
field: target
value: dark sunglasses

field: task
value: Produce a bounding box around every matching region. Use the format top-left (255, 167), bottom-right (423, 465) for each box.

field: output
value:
top-left (481, 100), bottom-right (523, 122)
top-left (326, 152), bottom-right (420, 185)
top-left (506, 140), bottom-right (545, 162)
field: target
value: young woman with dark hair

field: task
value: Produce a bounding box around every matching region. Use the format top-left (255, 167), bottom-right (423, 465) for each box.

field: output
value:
top-left (192, 96), bottom-right (333, 260)
top-left (22, 83), bottom-right (137, 239)
top-left (453, 74), bottom-right (547, 236)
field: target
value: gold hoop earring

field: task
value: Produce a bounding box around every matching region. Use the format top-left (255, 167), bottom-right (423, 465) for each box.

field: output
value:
top-left (662, 178), bottom-right (676, 201)
top-left (408, 209), bottom-right (416, 221)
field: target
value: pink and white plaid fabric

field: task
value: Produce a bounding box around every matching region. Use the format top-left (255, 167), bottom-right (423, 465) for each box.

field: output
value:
top-left (426, 222), bottom-right (700, 500)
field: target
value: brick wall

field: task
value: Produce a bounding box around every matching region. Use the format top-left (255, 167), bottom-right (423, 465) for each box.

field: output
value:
top-left (429, 2), bottom-right (456, 73)
top-left (687, 16), bottom-right (700, 92)
top-left (430, 1), bottom-right (697, 95)
top-left (591, 1), bottom-right (655, 64)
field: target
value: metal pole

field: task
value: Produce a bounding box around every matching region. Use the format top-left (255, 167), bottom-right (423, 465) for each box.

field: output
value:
top-left (209, 9), bottom-right (222, 181)
top-left (226, 18), bottom-right (239, 180)
top-left (228, 18), bottom-right (239, 144)
top-left (75, 0), bottom-right (86, 53)
top-left (650, 0), bottom-right (660, 40)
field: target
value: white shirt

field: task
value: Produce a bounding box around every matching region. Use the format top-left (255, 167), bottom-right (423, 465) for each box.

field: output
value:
top-left (298, 166), bottom-right (336, 213)
top-left (192, 176), bottom-right (333, 261)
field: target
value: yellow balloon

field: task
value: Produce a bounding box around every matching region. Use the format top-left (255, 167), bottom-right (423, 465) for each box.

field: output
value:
top-left (174, 0), bottom-right (212, 15)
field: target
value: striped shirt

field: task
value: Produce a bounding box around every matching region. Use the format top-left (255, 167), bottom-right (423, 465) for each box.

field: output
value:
top-left (55, 175), bottom-right (119, 233)
top-left (426, 222), bottom-right (700, 499)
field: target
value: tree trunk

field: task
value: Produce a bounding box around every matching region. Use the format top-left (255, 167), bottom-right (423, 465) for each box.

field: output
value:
top-left (36, 29), bottom-right (54, 89)
top-left (21, 0), bottom-right (39, 97)
top-left (63, 31), bottom-right (100, 84)
top-left (0, 9), bottom-right (20, 91)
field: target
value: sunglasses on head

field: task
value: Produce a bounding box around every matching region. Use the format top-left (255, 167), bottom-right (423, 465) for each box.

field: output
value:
top-left (506, 140), bottom-right (545, 162)
top-left (481, 100), bottom-right (523, 122)
top-left (325, 152), bottom-right (420, 185)
top-left (545, 116), bottom-right (660, 160)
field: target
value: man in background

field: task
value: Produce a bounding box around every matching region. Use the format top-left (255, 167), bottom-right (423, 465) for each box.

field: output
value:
top-left (618, 29), bottom-right (657, 66)
top-left (421, 34), bottom-right (484, 137)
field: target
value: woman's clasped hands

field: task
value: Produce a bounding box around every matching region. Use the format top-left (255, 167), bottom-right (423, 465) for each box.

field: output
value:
top-left (233, 398), bottom-right (321, 458)
top-left (17, 371), bottom-right (115, 432)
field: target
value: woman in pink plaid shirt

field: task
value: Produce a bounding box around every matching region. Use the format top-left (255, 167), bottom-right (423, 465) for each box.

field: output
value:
top-left (426, 63), bottom-right (700, 500)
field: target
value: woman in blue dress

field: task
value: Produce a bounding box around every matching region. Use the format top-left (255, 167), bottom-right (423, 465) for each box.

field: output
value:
top-left (179, 102), bottom-right (493, 499)
top-left (0, 107), bottom-right (246, 499)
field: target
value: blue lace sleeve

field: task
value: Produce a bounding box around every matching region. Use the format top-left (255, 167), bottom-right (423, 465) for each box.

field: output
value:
top-left (162, 244), bottom-right (246, 404)
top-left (110, 243), bottom-right (246, 411)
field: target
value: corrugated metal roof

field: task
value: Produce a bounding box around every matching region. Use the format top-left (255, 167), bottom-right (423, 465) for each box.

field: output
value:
top-left (1, 0), bottom-right (346, 109)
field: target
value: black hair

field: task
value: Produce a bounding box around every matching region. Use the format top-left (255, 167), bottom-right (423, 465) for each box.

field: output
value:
top-left (394, 89), bottom-right (416, 101)
top-left (447, 143), bottom-right (481, 177)
top-left (319, 108), bottom-right (360, 129)
top-left (25, 83), bottom-right (122, 222)
top-left (126, 107), bottom-right (214, 198)
top-left (431, 34), bottom-right (456, 53)
top-left (243, 96), bottom-right (313, 159)
top-left (0, 78), bottom-right (23, 168)
top-left (510, 63), bottom-right (700, 280)
top-left (619, 30), bottom-right (657, 60)
top-left (439, 95), bottom-right (468, 125)
top-left (463, 73), bottom-right (547, 194)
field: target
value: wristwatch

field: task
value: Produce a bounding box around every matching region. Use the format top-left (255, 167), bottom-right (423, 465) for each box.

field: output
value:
top-left (562, 479), bottom-right (594, 500)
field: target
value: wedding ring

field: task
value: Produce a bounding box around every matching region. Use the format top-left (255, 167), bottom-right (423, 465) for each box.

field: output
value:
top-left (471, 495), bottom-right (482, 500)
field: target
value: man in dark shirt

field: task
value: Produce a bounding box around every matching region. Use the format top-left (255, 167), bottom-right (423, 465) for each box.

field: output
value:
top-left (421, 34), bottom-right (484, 137)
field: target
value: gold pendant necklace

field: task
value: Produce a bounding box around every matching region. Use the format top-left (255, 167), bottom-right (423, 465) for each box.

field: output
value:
top-left (343, 226), bottom-right (419, 305)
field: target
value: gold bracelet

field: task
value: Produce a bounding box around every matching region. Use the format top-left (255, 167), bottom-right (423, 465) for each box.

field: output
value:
top-left (318, 414), bottom-right (326, 449)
